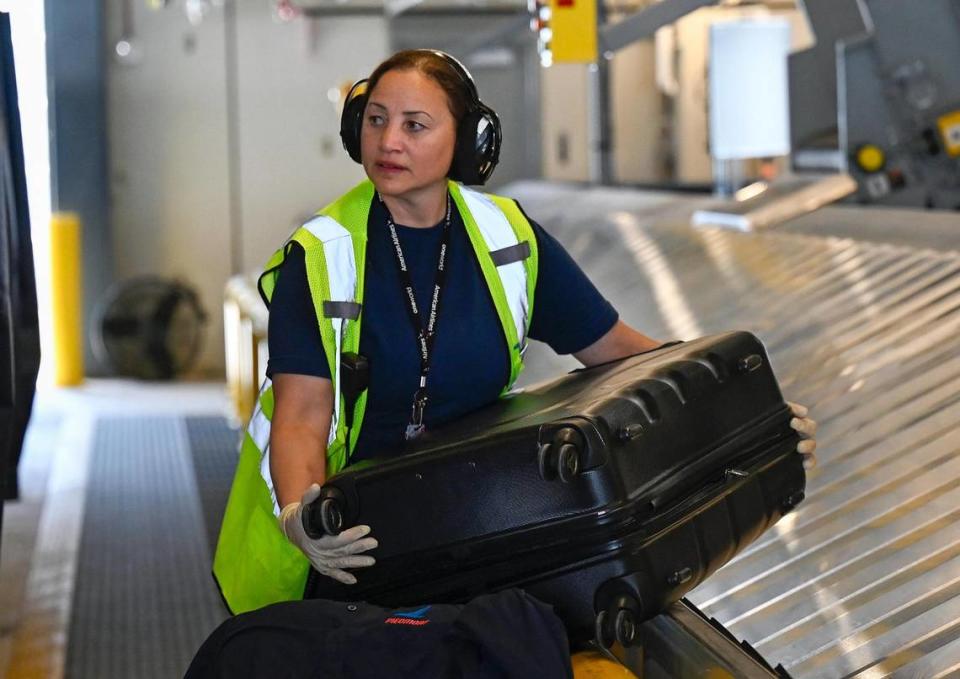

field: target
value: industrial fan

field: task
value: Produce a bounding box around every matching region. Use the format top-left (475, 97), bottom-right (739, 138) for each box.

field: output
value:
top-left (92, 276), bottom-right (207, 380)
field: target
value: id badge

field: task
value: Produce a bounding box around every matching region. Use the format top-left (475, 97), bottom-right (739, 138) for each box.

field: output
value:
top-left (404, 423), bottom-right (426, 441)
top-left (406, 391), bottom-right (427, 441)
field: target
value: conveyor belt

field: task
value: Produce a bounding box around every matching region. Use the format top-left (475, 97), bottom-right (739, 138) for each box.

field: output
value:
top-left (504, 181), bottom-right (960, 678)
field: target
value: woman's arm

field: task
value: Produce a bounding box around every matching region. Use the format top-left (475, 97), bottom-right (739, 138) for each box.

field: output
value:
top-left (270, 372), bottom-right (379, 584)
top-left (269, 373), bottom-right (335, 509)
top-left (573, 320), bottom-right (662, 367)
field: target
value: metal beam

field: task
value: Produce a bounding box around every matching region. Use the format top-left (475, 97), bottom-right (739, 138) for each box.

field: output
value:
top-left (599, 0), bottom-right (716, 54)
top-left (437, 12), bottom-right (530, 56)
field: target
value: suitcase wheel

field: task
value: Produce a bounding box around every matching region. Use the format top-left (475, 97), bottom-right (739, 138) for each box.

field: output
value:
top-left (612, 608), bottom-right (638, 646)
top-left (302, 488), bottom-right (346, 537)
top-left (558, 444), bottom-right (581, 482)
top-left (596, 595), bottom-right (642, 648)
top-left (320, 497), bottom-right (344, 535)
top-left (538, 442), bottom-right (581, 483)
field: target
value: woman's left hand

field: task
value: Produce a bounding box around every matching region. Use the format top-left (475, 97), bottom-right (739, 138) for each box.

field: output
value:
top-left (788, 401), bottom-right (817, 470)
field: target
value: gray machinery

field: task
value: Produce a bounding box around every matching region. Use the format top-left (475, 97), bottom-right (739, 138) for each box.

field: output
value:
top-left (597, 0), bottom-right (960, 210)
top-left (791, 0), bottom-right (960, 209)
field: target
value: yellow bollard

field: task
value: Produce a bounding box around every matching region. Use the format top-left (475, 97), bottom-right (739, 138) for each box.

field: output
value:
top-left (50, 212), bottom-right (84, 385)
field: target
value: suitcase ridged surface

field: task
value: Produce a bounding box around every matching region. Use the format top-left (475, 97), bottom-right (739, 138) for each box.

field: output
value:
top-left (306, 331), bottom-right (804, 639)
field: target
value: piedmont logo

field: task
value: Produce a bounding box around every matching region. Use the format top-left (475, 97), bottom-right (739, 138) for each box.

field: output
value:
top-left (384, 605), bottom-right (432, 627)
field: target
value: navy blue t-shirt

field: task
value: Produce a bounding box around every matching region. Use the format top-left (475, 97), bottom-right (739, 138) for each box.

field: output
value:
top-left (267, 196), bottom-right (618, 462)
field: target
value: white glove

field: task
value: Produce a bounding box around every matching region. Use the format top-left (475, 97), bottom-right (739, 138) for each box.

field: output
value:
top-left (787, 401), bottom-right (817, 470)
top-left (279, 483), bottom-right (378, 585)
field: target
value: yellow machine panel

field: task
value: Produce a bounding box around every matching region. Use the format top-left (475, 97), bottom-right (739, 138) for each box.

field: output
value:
top-left (937, 110), bottom-right (960, 157)
top-left (548, 0), bottom-right (598, 63)
top-left (854, 143), bottom-right (886, 173)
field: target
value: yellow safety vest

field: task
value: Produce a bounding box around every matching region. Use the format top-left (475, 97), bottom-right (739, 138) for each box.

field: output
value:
top-left (213, 179), bottom-right (539, 614)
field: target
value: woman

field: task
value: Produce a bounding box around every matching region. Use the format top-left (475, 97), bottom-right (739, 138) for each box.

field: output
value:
top-left (214, 50), bottom-right (817, 615)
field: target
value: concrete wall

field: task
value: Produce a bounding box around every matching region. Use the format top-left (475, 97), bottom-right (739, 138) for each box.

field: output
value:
top-left (234, 13), bottom-right (389, 273)
top-left (610, 34), bottom-right (664, 183)
top-left (539, 41), bottom-right (664, 185)
top-left (105, 1), bottom-right (388, 375)
top-left (106, 2), bottom-right (230, 376)
top-left (540, 62), bottom-right (591, 181)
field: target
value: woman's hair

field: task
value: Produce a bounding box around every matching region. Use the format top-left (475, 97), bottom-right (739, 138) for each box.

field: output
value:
top-left (366, 50), bottom-right (472, 124)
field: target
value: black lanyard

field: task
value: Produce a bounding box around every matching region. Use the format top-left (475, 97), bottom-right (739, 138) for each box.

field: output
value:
top-left (382, 193), bottom-right (453, 441)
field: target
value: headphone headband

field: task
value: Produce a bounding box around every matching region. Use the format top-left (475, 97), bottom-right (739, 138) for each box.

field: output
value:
top-left (420, 49), bottom-right (480, 105)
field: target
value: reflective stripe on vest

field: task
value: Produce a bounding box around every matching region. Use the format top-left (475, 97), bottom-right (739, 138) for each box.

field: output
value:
top-left (213, 179), bottom-right (537, 614)
top-left (453, 184), bottom-right (539, 388)
top-left (301, 215), bottom-right (356, 449)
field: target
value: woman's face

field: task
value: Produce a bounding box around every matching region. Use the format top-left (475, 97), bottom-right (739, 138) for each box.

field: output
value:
top-left (360, 69), bottom-right (457, 202)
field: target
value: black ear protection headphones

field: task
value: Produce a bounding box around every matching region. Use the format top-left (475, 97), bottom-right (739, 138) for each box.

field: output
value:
top-left (339, 50), bottom-right (502, 186)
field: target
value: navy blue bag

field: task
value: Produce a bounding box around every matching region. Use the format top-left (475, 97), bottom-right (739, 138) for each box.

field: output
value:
top-left (185, 589), bottom-right (572, 679)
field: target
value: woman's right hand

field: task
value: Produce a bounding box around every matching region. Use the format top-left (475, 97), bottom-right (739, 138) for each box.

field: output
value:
top-left (279, 483), bottom-right (378, 585)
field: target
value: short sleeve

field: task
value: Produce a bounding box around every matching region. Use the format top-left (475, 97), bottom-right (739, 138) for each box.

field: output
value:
top-left (265, 244), bottom-right (331, 379)
top-left (526, 218), bottom-right (619, 355)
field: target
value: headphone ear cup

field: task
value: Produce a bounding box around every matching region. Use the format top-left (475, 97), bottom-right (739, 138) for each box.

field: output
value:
top-left (339, 80), bottom-right (368, 164)
top-left (452, 104), bottom-right (502, 185)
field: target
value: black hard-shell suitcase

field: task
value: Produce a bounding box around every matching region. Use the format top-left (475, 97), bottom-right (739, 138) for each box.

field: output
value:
top-left (304, 332), bottom-right (805, 644)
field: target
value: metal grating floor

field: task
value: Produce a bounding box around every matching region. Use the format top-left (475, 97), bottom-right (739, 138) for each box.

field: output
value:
top-left (505, 181), bottom-right (960, 678)
top-left (64, 416), bottom-right (234, 679)
top-left (184, 417), bottom-right (242, 559)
